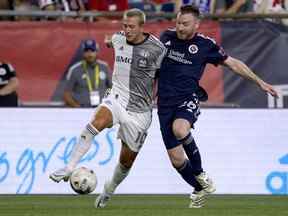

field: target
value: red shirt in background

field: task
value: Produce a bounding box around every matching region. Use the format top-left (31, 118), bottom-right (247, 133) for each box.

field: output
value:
top-left (88, 0), bottom-right (128, 11)
top-left (152, 0), bottom-right (170, 4)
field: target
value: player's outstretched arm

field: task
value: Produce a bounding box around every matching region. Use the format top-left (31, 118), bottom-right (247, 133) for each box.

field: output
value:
top-left (223, 56), bottom-right (279, 98)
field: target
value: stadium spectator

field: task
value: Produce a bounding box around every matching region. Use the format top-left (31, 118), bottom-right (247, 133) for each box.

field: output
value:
top-left (211, 0), bottom-right (254, 14)
top-left (152, 0), bottom-right (170, 3)
top-left (254, 0), bottom-right (288, 25)
top-left (0, 0), bottom-right (14, 20)
top-left (63, 39), bottom-right (111, 107)
top-left (157, 0), bottom-right (176, 12)
top-left (39, 0), bottom-right (57, 10)
top-left (128, 0), bottom-right (157, 12)
top-left (175, 0), bottom-right (213, 13)
top-left (14, 0), bottom-right (38, 21)
top-left (0, 0), bottom-right (12, 9)
top-left (85, 0), bottom-right (128, 21)
top-left (39, 0), bottom-right (85, 12)
top-left (0, 62), bottom-right (19, 107)
top-left (87, 0), bottom-right (128, 11)
top-left (62, 0), bottom-right (86, 12)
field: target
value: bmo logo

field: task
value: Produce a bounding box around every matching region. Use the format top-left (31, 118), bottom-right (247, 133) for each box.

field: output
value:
top-left (266, 154), bottom-right (288, 194)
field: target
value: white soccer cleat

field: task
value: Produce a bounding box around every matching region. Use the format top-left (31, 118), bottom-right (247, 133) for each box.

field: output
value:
top-left (189, 190), bottom-right (206, 208)
top-left (49, 168), bottom-right (72, 183)
top-left (95, 193), bottom-right (111, 208)
top-left (195, 172), bottom-right (216, 194)
top-left (94, 181), bottom-right (114, 208)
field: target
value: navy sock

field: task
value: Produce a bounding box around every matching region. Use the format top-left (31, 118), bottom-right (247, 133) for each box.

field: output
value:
top-left (176, 160), bottom-right (202, 191)
top-left (178, 132), bottom-right (203, 176)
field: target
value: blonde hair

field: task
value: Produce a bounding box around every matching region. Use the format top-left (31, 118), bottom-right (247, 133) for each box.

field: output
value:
top-left (123, 8), bottom-right (146, 25)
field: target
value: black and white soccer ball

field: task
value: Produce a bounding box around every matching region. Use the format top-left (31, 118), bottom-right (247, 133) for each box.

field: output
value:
top-left (69, 167), bottom-right (97, 194)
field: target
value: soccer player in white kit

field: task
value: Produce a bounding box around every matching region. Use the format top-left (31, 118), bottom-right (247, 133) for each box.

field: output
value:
top-left (49, 8), bottom-right (166, 208)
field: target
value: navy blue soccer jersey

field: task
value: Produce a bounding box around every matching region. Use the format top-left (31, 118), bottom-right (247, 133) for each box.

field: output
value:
top-left (157, 29), bottom-right (228, 106)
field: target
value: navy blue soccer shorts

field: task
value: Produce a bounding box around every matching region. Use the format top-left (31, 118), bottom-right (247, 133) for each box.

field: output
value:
top-left (157, 94), bottom-right (200, 150)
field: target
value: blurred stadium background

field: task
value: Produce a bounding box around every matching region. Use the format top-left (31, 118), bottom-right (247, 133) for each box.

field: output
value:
top-left (0, 1), bottom-right (288, 215)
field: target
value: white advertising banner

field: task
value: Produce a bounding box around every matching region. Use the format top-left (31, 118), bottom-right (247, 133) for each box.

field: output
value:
top-left (0, 108), bottom-right (287, 194)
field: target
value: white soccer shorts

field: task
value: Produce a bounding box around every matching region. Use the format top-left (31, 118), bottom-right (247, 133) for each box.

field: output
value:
top-left (99, 93), bottom-right (152, 152)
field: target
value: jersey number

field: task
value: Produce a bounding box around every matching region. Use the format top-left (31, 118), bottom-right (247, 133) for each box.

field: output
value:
top-left (135, 132), bottom-right (147, 145)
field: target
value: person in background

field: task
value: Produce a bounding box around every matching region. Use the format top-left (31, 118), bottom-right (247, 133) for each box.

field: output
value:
top-left (175, 0), bottom-right (213, 14)
top-left (0, 62), bottom-right (19, 107)
top-left (87, 0), bottom-right (128, 11)
top-left (254, 0), bottom-right (288, 25)
top-left (39, 0), bottom-right (85, 12)
top-left (0, 0), bottom-right (14, 20)
top-left (211, 0), bottom-right (253, 14)
top-left (39, 0), bottom-right (57, 10)
top-left (63, 39), bottom-right (112, 107)
top-left (14, 0), bottom-right (39, 21)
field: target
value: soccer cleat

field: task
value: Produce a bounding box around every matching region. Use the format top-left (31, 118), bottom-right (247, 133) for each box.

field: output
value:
top-left (195, 172), bottom-right (216, 194)
top-left (189, 190), bottom-right (206, 208)
top-left (94, 181), bottom-right (114, 208)
top-left (95, 193), bottom-right (111, 208)
top-left (49, 168), bottom-right (72, 183)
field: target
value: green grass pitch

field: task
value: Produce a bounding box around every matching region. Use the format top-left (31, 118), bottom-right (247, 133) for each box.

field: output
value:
top-left (1, 195), bottom-right (288, 216)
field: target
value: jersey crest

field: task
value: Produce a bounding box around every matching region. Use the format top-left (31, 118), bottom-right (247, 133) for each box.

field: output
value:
top-left (188, 44), bottom-right (199, 54)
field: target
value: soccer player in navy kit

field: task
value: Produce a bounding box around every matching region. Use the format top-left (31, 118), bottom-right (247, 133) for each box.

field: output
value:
top-left (157, 5), bottom-right (278, 208)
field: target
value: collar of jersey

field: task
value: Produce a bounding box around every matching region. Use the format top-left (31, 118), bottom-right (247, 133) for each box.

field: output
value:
top-left (126, 33), bottom-right (150, 46)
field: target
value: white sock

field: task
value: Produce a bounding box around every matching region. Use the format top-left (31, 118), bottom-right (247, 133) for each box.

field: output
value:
top-left (66, 123), bottom-right (99, 171)
top-left (106, 163), bottom-right (130, 194)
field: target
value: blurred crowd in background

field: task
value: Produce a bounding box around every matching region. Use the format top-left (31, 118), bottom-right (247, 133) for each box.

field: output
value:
top-left (0, 0), bottom-right (288, 19)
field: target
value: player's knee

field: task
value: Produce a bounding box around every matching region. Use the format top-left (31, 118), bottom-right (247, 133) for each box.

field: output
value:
top-left (91, 107), bottom-right (113, 131)
top-left (172, 120), bottom-right (190, 139)
top-left (91, 119), bottom-right (108, 131)
top-left (173, 129), bottom-right (187, 140)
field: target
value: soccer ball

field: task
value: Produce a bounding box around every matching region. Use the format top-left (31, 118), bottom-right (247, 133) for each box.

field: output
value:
top-left (69, 167), bottom-right (97, 194)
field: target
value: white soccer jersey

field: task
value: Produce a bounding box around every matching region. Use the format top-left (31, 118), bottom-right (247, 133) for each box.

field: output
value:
top-left (110, 31), bottom-right (166, 112)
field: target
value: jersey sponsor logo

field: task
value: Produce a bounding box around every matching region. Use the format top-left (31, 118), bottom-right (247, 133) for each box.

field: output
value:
top-left (138, 50), bottom-right (150, 68)
top-left (140, 50), bottom-right (150, 58)
top-left (188, 44), bottom-right (199, 54)
top-left (116, 55), bottom-right (133, 64)
top-left (168, 50), bottom-right (193, 64)
top-left (137, 58), bottom-right (148, 68)
top-left (119, 46), bottom-right (124, 51)
top-left (0, 68), bottom-right (7, 75)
